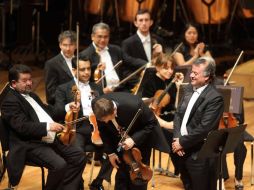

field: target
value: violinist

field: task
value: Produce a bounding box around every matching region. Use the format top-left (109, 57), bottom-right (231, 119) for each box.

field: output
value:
top-left (1, 64), bottom-right (85, 190)
top-left (121, 9), bottom-right (164, 89)
top-left (172, 56), bottom-right (224, 190)
top-left (173, 23), bottom-right (211, 66)
top-left (142, 53), bottom-right (183, 175)
top-left (79, 22), bottom-right (147, 94)
top-left (55, 57), bottom-right (113, 190)
top-left (91, 92), bottom-right (170, 190)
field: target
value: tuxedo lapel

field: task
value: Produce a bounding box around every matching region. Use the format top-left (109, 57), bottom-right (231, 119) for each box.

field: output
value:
top-left (58, 54), bottom-right (73, 79)
top-left (134, 34), bottom-right (148, 61)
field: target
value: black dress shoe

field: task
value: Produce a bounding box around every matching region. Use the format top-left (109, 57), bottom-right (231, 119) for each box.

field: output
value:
top-left (89, 183), bottom-right (104, 190)
top-left (235, 184), bottom-right (244, 190)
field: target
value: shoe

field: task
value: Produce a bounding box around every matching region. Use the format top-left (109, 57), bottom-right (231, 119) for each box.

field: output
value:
top-left (89, 183), bottom-right (104, 190)
top-left (235, 184), bottom-right (244, 190)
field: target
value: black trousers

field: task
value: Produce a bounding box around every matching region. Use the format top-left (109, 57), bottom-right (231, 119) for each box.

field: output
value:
top-left (74, 132), bottom-right (113, 183)
top-left (26, 138), bottom-right (86, 190)
top-left (222, 133), bottom-right (247, 180)
top-left (178, 154), bottom-right (218, 190)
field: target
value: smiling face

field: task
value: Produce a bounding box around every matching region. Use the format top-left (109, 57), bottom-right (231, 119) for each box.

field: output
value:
top-left (156, 60), bottom-right (174, 81)
top-left (190, 63), bottom-right (209, 88)
top-left (91, 28), bottom-right (110, 50)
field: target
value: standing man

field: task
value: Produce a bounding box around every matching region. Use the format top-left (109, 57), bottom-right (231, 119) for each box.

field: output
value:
top-left (79, 22), bottom-right (147, 94)
top-left (121, 9), bottom-right (164, 63)
top-left (44, 30), bottom-right (77, 105)
top-left (1, 64), bottom-right (85, 190)
top-left (121, 9), bottom-right (164, 91)
top-left (172, 56), bottom-right (224, 190)
top-left (55, 57), bottom-right (113, 190)
top-left (91, 92), bottom-right (170, 190)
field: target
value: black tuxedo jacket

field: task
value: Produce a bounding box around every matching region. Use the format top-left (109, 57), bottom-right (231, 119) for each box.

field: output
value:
top-left (173, 83), bottom-right (224, 156)
top-left (55, 80), bottom-right (103, 135)
top-left (91, 92), bottom-right (170, 159)
top-left (44, 53), bottom-right (74, 105)
top-left (79, 44), bottom-right (146, 91)
top-left (121, 33), bottom-right (164, 62)
top-left (1, 87), bottom-right (57, 185)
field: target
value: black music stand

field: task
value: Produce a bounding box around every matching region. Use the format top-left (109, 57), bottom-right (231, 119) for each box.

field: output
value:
top-left (197, 124), bottom-right (246, 190)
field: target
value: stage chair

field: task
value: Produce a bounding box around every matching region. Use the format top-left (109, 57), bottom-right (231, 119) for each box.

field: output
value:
top-left (0, 116), bottom-right (46, 190)
top-left (84, 144), bottom-right (111, 190)
top-left (243, 130), bottom-right (254, 185)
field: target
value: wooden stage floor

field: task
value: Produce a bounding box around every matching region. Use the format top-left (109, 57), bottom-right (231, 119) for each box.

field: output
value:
top-left (0, 66), bottom-right (254, 190)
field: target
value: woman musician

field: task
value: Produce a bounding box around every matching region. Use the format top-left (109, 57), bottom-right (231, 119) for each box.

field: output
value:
top-left (141, 53), bottom-right (184, 175)
top-left (173, 23), bottom-right (211, 66)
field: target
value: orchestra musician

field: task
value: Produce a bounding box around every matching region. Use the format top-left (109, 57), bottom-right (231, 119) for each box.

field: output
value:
top-left (79, 22), bottom-right (147, 94)
top-left (91, 92), bottom-right (170, 190)
top-left (44, 30), bottom-right (77, 105)
top-left (142, 53), bottom-right (183, 175)
top-left (173, 23), bottom-right (212, 66)
top-left (121, 9), bottom-right (164, 89)
top-left (54, 57), bottom-right (113, 190)
top-left (172, 56), bottom-right (224, 190)
top-left (0, 64), bottom-right (85, 190)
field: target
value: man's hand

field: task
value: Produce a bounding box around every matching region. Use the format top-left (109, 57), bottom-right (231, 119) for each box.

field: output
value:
top-left (103, 87), bottom-right (114, 94)
top-left (98, 62), bottom-right (106, 71)
top-left (121, 137), bottom-right (135, 150)
top-left (49, 122), bottom-right (65, 132)
top-left (69, 102), bottom-right (80, 113)
top-left (108, 153), bottom-right (121, 169)
top-left (172, 138), bottom-right (183, 152)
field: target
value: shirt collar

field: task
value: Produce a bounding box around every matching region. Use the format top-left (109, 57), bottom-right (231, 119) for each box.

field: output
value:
top-left (193, 84), bottom-right (208, 94)
top-left (61, 51), bottom-right (74, 62)
top-left (137, 30), bottom-right (151, 43)
top-left (92, 42), bottom-right (109, 52)
top-left (74, 78), bottom-right (89, 87)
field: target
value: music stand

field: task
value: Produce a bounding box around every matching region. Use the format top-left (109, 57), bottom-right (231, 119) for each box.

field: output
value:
top-left (197, 124), bottom-right (246, 190)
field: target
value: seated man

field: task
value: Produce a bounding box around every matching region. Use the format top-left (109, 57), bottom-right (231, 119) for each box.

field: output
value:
top-left (1, 64), bottom-right (85, 190)
top-left (55, 57), bottom-right (113, 190)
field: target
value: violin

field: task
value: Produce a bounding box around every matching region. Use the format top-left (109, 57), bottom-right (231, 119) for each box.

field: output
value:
top-left (59, 85), bottom-right (79, 145)
top-left (122, 148), bottom-right (153, 186)
top-left (117, 109), bottom-right (152, 185)
top-left (89, 114), bottom-right (103, 146)
top-left (94, 47), bottom-right (105, 88)
top-left (150, 73), bottom-right (183, 116)
top-left (219, 112), bottom-right (238, 129)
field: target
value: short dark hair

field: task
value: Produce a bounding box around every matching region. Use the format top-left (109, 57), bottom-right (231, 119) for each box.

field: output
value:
top-left (71, 56), bottom-right (90, 69)
top-left (92, 98), bottom-right (114, 120)
top-left (193, 56), bottom-right (216, 81)
top-left (58, 30), bottom-right (77, 44)
top-left (135, 9), bottom-right (152, 21)
top-left (8, 64), bottom-right (32, 83)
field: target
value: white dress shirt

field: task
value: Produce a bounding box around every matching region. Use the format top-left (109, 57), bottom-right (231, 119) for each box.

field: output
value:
top-left (61, 51), bottom-right (75, 78)
top-left (137, 30), bottom-right (151, 62)
top-left (180, 85), bottom-right (208, 136)
top-left (93, 43), bottom-right (120, 88)
top-left (22, 94), bottom-right (55, 143)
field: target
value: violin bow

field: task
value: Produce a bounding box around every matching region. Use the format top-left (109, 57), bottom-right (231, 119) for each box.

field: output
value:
top-left (76, 22), bottom-right (80, 88)
top-left (224, 50), bottom-right (244, 86)
top-left (118, 108), bottom-right (142, 145)
top-left (95, 60), bottom-right (123, 84)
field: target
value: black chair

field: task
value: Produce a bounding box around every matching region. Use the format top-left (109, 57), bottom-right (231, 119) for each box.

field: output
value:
top-left (0, 116), bottom-right (46, 189)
